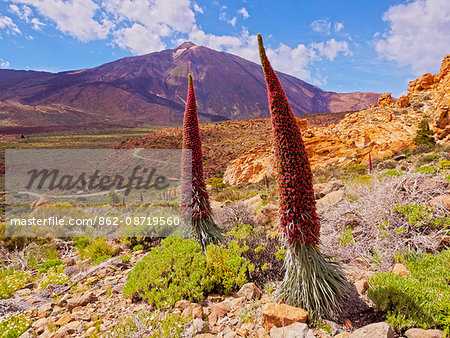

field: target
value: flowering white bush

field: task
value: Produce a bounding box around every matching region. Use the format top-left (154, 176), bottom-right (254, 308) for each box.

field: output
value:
top-left (0, 270), bottom-right (31, 299)
top-left (39, 268), bottom-right (70, 290)
top-left (0, 312), bottom-right (30, 337)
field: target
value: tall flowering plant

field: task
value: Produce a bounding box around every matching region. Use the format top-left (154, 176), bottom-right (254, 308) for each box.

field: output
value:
top-left (257, 34), bottom-right (348, 321)
top-left (180, 74), bottom-right (222, 249)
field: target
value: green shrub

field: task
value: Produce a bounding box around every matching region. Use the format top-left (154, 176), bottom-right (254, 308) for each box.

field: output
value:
top-left (37, 259), bottom-right (64, 273)
top-left (107, 190), bottom-right (121, 204)
top-left (419, 153), bottom-right (440, 164)
top-left (394, 204), bottom-right (449, 229)
top-left (92, 254), bottom-right (111, 265)
top-left (206, 177), bottom-right (227, 192)
top-left (0, 270), bottom-right (32, 299)
top-left (339, 227), bottom-right (355, 247)
top-left (40, 267), bottom-right (70, 290)
top-left (0, 312), bottom-right (30, 337)
top-left (352, 174), bottom-right (373, 184)
top-left (119, 254), bottom-right (131, 262)
top-left (382, 169), bottom-right (404, 177)
top-left (124, 238), bottom-right (212, 308)
top-left (124, 237), bottom-right (252, 308)
top-left (368, 250), bottom-right (450, 332)
top-left (77, 238), bottom-right (118, 261)
top-left (132, 244), bottom-right (144, 252)
top-left (415, 166), bottom-right (439, 175)
top-left (225, 224), bottom-right (284, 287)
top-left (206, 241), bottom-right (253, 295)
top-left (414, 120), bottom-right (436, 148)
top-left (439, 160), bottom-right (450, 170)
top-left (107, 311), bottom-right (188, 338)
top-left (340, 163), bottom-right (368, 180)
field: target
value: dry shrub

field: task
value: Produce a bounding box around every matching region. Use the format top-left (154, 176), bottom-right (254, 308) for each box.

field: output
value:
top-left (213, 201), bottom-right (257, 232)
top-left (320, 173), bottom-right (448, 271)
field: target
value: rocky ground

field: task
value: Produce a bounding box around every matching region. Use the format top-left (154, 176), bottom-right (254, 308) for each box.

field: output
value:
top-left (1, 240), bottom-right (446, 338)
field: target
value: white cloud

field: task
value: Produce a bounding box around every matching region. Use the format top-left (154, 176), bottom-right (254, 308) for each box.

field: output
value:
top-left (375, 0), bottom-right (450, 74)
top-left (0, 15), bottom-right (21, 34)
top-left (113, 23), bottom-right (165, 54)
top-left (9, 4), bottom-right (45, 30)
top-left (193, 3), bottom-right (203, 14)
top-left (0, 59), bottom-right (11, 69)
top-left (238, 7), bottom-right (249, 19)
top-left (188, 28), bottom-right (350, 83)
top-left (334, 22), bottom-right (344, 32)
top-left (310, 19), bottom-right (331, 34)
top-left (30, 17), bottom-right (45, 30)
top-left (9, 4), bottom-right (33, 22)
top-left (310, 38), bottom-right (351, 61)
top-left (219, 6), bottom-right (238, 26)
top-left (188, 25), bottom-right (244, 51)
top-left (104, 0), bottom-right (194, 34)
top-left (11, 0), bottom-right (111, 41)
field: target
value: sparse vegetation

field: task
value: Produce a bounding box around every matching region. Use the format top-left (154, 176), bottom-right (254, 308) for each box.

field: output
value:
top-left (382, 169), bottom-right (404, 177)
top-left (76, 237), bottom-right (118, 262)
top-left (394, 203), bottom-right (449, 229)
top-left (320, 172), bottom-right (448, 270)
top-left (39, 267), bottom-right (70, 290)
top-left (415, 165), bottom-right (440, 175)
top-left (107, 311), bottom-right (188, 338)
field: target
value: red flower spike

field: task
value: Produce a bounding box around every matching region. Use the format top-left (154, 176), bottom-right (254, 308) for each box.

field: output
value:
top-left (182, 74), bottom-right (211, 218)
top-left (257, 34), bottom-right (319, 247)
top-left (181, 74), bottom-right (222, 249)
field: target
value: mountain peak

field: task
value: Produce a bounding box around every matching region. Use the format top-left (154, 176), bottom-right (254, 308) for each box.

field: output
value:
top-left (175, 41), bottom-right (196, 50)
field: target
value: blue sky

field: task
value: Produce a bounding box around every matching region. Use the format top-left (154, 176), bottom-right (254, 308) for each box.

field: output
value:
top-left (0, 0), bottom-right (449, 97)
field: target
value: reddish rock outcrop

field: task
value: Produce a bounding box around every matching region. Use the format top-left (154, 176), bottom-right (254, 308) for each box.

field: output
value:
top-left (397, 95), bottom-right (410, 108)
top-left (377, 93), bottom-right (395, 106)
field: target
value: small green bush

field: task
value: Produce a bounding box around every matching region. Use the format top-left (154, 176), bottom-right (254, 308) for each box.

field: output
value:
top-left (0, 270), bottom-right (32, 299)
top-left (107, 190), bottom-right (121, 204)
top-left (352, 174), bottom-right (373, 184)
top-left (340, 163), bottom-right (368, 180)
top-left (107, 311), bottom-right (188, 337)
top-left (0, 312), bottom-right (30, 337)
top-left (37, 259), bottom-right (64, 273)
top-left (77, 238), bottom-right (118, 261)
top-left (124, 237), bottom-right (252, 308)
top-left (92, 254), bottom-right (112, 265)
top-left (40, 267), bottom-right (70, 290)
top-left (368, 250), bottom-right (450, 332)
top-left (415, 166), bottom-right (439, 175)
top-left (382, 169), bottom-right (404, 177)
top-left (439, 160), bottom-right (450, 170)
top-left (339, 227), bottom-right (355, 247)
top-left (419, 153), bottom-right (440, 164)
top-left (206, 241), bottom-right (253, 295)
top-left (225, 224), bottom-right (284, 287)
top-left (394, 204), bottom-right (449, 229)
top-left (132, 244), bottom-right (144, 252)
top-left (414, 120), bottom-right (436, 148)
top-left (119, 254), bottom-right (131, 262)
